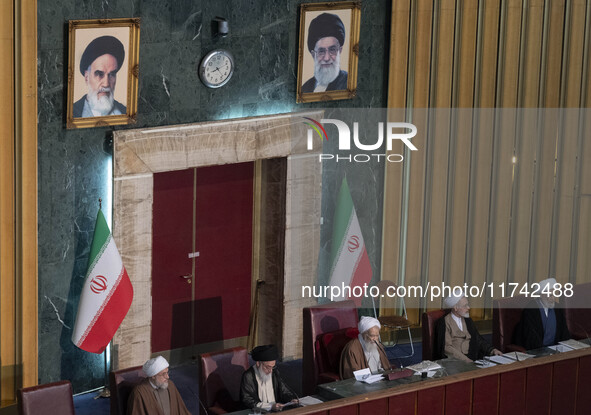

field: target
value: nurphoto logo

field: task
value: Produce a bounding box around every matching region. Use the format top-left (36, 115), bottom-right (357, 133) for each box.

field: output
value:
top-left (303, 117), bottom-right (418, 163)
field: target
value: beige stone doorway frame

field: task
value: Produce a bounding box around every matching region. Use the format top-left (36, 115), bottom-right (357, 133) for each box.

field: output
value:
top-left (112, 111), bottom-right (322, 369)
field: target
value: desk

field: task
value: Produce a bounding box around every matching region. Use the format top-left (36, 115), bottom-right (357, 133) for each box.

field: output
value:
top-left (248, 346), bottom-right (591, 415)
top-left (318, 359), bottom-right (476, 400)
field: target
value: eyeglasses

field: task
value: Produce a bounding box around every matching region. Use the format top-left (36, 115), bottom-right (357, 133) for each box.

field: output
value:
top-left (313, 46), bottom-right (340, 58)
top-left (261, 363), bottom-right (276, 371)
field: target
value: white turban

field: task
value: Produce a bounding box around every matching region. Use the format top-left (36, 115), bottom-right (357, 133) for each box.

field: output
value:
top-left (358, 316), bottom-right (381, 333)
top-left (143, 356), bottom-right (169, 377)
top-left (539, 277), bottom-right (558, 291)
top-left (444, 293), bottom-right (465, 309)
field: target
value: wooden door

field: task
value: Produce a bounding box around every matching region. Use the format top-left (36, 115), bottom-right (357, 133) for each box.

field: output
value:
top-left (152, 162), bottom-right (254, 352)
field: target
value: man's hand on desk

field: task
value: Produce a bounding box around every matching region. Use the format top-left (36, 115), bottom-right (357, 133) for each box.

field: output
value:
top-left (491, 349), bottom-right (503, 356)
top-left (272, 400), bottom-right (299, 411)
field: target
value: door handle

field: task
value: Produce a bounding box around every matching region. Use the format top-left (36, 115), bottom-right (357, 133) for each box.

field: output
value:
top-left (180, 275), bottom-right (192, 284)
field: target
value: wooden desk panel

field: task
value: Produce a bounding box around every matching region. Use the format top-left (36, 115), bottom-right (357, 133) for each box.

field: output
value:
top-left (417, 386), bottom-right (444, 415)
top-left (576, 355), bottom-right (591, 415)
top-left (444, 380), bottom-right (471, 415)
top-left (472, 374), bottom-right (499, 415)
top-left (552, 359), bottom-right (578, 415)
top-left (499, 369), bottom-right (526, 415)
top-left (388, 392), bottom-right (415, 415)
top-left (525, 363), bottom-right (552, 415)
top-left (359, 399), bottom-right (388, 415)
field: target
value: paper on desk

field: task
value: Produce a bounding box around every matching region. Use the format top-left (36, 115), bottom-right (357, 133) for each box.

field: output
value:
top-left (503, 351), bottom-right (535, 361)
top-left (406, 360), bottom-right (442, 373)
top-left (474, 359), bottom-right (496, 368)
top-left (559, 339), bottom-right (591, 350)
top-left (548, 344), bottom-right (573, 353)
top-left (353, 368), bottom-right (384, 384)
top-left (298, 396), bottom-right (323, 406)
top-left (486, 355), bottom-right (515, 365)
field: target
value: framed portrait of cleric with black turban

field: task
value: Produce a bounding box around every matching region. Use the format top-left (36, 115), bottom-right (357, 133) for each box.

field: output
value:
top-left (296, 2), bottom-right (361, 103)
top-left (66, 18), bottom-right (140, 129)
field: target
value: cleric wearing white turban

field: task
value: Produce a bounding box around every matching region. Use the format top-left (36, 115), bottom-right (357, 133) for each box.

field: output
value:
top-left (435, 293), bottom-right (501, 362)
top-left (340, 316), bottom-right (391, 379)
top-left (127, 355), bottom-right (191, 415)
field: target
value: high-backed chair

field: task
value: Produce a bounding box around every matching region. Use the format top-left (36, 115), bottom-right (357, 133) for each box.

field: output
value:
top-left (17, 380), bottom-right (75, 415)
top-left (302, 300), bottom-right (358, 396)
top-left (371, 279), bottom-right (414, 357)
top-left (421, 309), bottom-right (447, 361)
top-left (110, 365), bottom-right (145, 415)
top-left (200, 346), bottom-right (249, 415)
top-left (564, 282), bottom-right (591, 340)
top-left (492, 295), bottom-right (530, 353)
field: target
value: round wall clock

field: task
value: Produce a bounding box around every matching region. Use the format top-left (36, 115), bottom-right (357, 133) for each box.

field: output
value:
top-left (198, 49), bottom-right (235, 88)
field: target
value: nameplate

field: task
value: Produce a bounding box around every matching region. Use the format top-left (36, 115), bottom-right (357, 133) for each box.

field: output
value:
top-left (387, 369), bottom-right (414, 381)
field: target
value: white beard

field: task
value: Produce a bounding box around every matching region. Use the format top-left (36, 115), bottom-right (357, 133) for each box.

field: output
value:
top-left (361, 338), bottom-right (382, 373)
top-left (314, 53), bottom-right (341, 86)
top-left (363, 339), bottom-right (378, 354)
top-left (87, 87), bottom-right (115, 115)
top-left (255, 365), bottom-right (272, 383)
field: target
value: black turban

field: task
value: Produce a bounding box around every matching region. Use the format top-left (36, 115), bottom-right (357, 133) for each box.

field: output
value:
top-left (251, 344), bottom-right (279, 362)
top-left (79, 35), bottom-right (125, 75)
top-left (307, 13), bottom-right (346, 52)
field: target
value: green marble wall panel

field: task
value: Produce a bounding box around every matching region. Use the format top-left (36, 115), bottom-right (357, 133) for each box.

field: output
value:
top-left (37, 0), bottom-right (390, 393)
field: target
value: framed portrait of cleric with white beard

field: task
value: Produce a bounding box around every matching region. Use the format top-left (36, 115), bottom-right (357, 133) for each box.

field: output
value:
top-left (66, 18), bottom-right (140, 129)
top-left (296, 2), bottom-right (360, 103)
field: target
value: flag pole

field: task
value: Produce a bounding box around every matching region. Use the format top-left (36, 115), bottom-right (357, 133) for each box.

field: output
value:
top-left (95, 198), bottom-right (111, 399)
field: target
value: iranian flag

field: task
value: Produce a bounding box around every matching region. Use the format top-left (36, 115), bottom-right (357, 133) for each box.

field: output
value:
top-left (328, 178), bottom-right (372, 306)
top-left (72, 209), bottom-right (133, 354)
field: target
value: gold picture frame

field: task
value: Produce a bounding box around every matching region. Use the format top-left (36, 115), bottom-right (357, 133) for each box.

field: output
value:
top-left (296, 2), bottom-right (361, 103)
top-left (66, 18), bottom-right (140, 129)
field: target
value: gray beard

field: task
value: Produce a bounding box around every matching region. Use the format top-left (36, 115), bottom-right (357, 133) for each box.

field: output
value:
top-left (314, 53), bottom-right (341, 86)
top-left (87, 87), bottom-right (115, 115)
top-left (153, 379), bottom-right (169, 390)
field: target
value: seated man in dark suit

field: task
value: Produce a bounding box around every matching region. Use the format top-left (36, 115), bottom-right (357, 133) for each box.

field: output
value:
top-left (513, 277), bottom-right (571, 350)
top-left (240, 345), bottom-right (298, 411)
top-left (436, 294), bottom-right (502, 362)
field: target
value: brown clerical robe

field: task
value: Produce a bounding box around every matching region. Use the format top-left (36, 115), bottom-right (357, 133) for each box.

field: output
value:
top-left (127, 378), bottom-right (191, 415)
top-left (340, 337), bottom-right (391, 379)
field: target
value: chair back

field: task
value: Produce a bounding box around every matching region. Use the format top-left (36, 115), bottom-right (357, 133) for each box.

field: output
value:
top-left (421, 309), bottom-right (447, 360)
top-left (200, 346), bottom-right (249, 414)
top-left (302, 300), bottom-right (358, 395)
top-left (17, 380), bottom-right (74, 415)
top-left (564, 282), bottom-right (591, 340)
top-left (316, 327), bottom-right (359, 377)
top-left (492, 295), bottom-right (530, 352)
top-left (110, 365), bottom-right (145, 415)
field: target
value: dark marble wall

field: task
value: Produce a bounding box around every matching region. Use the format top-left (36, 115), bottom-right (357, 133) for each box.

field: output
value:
top-left (37, 0), bottom-right (390, 392)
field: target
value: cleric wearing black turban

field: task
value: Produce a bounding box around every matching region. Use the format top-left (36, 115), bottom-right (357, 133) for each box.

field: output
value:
top-left (240, 345), bottom-right (299, 411)
top-left (73, 35), bottom-right (127, 118)
top-left (302, 13), bottom-right (348, 93)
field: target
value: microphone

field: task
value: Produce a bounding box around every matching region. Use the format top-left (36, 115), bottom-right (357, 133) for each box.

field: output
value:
top-left (198, 396), bottom-right (210, 415)
top-left (569, 320), bottom-right (591, 345)
top-left (275, 368), bottom-right (301, 407)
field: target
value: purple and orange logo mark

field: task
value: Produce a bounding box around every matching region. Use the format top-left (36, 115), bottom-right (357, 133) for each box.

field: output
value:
top-left (303, 117), bottom-right (328, 148)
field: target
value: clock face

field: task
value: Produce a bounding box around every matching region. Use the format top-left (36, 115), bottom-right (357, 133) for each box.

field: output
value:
top-left (199, 50), bottom-right (234, 88)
